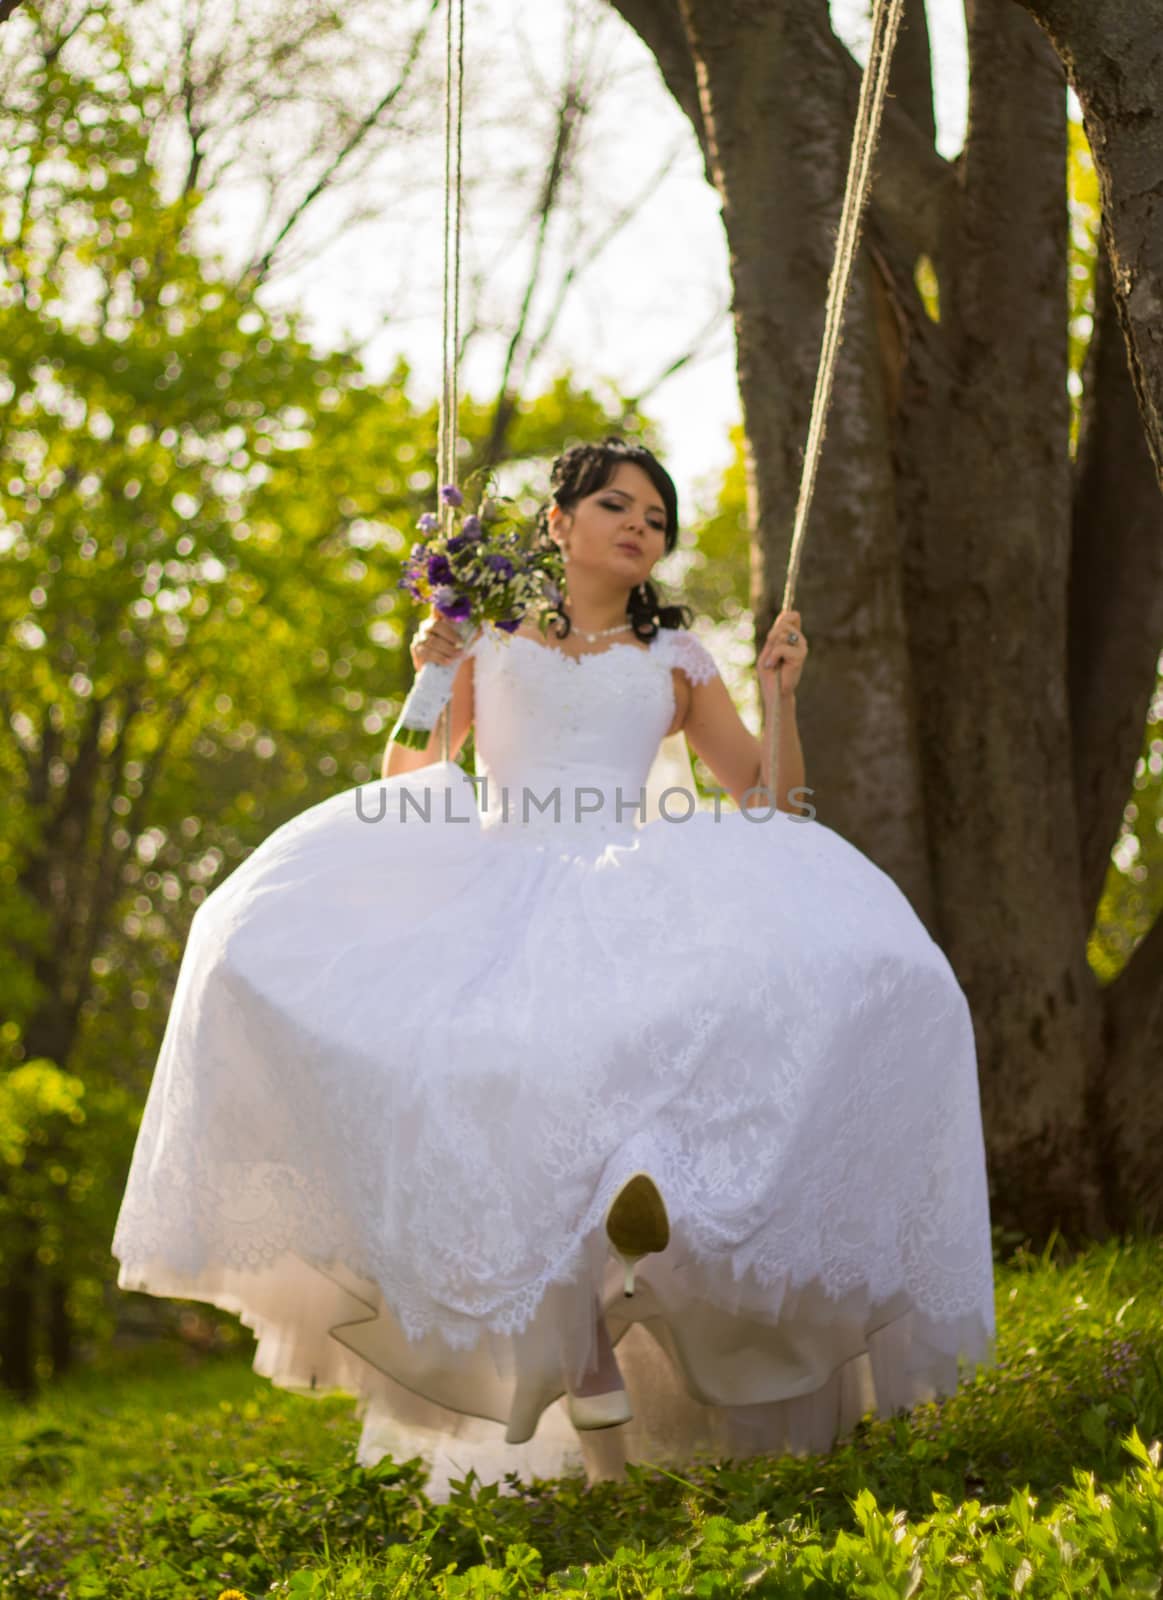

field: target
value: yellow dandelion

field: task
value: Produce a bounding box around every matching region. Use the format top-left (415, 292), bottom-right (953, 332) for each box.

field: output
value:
top-left (217, 1590), bottom-right (249, 1600)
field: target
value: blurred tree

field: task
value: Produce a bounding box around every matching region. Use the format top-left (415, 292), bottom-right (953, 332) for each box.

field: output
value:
top-left (0, 3), bottom-right (640, 1395)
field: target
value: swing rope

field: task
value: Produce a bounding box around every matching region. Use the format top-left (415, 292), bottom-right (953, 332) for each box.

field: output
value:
top-left (438, 0), bottom-right (465, 764)
top-left (765, 0), bottom-right (906, 806)
top-left (430, 0), bottom-right (906, 788)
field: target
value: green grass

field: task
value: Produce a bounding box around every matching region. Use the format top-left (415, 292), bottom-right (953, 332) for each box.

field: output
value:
top-left (3, 1236), bottom-right (1163, 1597)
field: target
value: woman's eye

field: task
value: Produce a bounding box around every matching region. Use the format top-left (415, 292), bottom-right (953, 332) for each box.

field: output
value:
top-left (600, 498), bottom-right (663, 531)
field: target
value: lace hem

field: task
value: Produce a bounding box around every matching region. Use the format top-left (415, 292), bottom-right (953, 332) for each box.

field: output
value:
top-left (114, 1134), bottom-right (995, 1359)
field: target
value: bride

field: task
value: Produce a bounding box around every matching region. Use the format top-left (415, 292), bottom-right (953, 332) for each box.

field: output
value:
top-left (112, 436), bottom-right (995, 1500)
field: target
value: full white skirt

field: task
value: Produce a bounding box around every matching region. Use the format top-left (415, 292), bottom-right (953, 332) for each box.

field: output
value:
top-left (113, 760), bottom-right (996, 1499)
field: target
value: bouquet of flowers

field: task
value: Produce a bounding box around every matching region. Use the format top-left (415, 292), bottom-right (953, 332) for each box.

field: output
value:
top-left (389, 481), bottom-right (566, 750)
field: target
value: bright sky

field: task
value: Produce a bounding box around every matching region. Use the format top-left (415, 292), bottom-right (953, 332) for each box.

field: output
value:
top-left (195, 0), bottom-right (969, 521)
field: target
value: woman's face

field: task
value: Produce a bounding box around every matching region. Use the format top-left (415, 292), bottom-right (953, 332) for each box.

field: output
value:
top-left (549, 462), bottom-right (669, 590)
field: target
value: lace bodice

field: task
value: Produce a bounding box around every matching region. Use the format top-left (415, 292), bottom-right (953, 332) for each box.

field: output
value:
top-left (468, 626), bottom-right (720, 837)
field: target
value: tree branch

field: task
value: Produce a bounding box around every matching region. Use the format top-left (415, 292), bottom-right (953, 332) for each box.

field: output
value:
top-left (1012, 0), bottom-right (1163, 490)
top-left (238, 0), bottom-right (439, 291)
top-left (604, 0), bottom-right (710, 176)
top-left (887, 0), bottom-right (936, 148)
top-left (1069, 239), bottom-right (1163, 924)
top-left (617, 292), bottom-right (730, 414)
top-left (518, 139), bottom-right (686, 391)
top-left (826, 22), bottom-right (952, 263)
top-left (1101, 901), bottom-right (1163, 1226)
top-left (607, 0), bottom-right (952, 260)
top-left (1106, 908), bottom-right (1163, 1057)
top-left (477, 13), bottom-right (603, 473)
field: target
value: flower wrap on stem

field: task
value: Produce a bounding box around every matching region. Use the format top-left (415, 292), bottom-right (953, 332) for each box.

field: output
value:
top-left (389, 617), bottom-right (479, 751)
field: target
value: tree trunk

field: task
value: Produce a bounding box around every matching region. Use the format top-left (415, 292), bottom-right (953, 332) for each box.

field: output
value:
top-left (606, 0), bottom-right (1151, 1237)
top-left (0, 1241), bottom-right (38, 1399)
top-left (1013, 0), bottom-right (1163, 491)
top-left (676, 0), bottom-right (937, 925)
top-left (1104, 911), bottom-right (1163, 1231)
top-left (1069, 242), bottom-right (1163, 930)
top-left (902, 0), bottom-right (1104, 1235)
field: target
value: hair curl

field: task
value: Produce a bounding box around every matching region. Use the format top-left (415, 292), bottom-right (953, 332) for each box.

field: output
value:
top-left (534, 436), bottom-right (694, 641)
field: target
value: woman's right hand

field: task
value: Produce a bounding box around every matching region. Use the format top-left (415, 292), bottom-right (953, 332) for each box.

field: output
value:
top-left (410, 611), bottom-right (474, 671)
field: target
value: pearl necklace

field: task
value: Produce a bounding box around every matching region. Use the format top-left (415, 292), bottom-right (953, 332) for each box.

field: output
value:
top-left (571, 622), bottom-right (634, 644)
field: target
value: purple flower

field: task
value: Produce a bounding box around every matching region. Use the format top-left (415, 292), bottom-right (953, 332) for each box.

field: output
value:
top-left (485, 554), bottom-right (514, 578)
top-left (495, 616), bottom-right (522, 633)
top-left (410, 542), bottom-right (426, 561)
top-left (446, 533), bottom-right (472, 553)
top-left (440, 484), bottom-right (463, 507)
top-left (433, 586), bottom-right (471, 621)
top-left (461, 514), bottom-right (482, 538)
top-left (398, 572), bottom-right (421, 597)
top-left (426, 553), bottom-right (453, 585)
top-left (417, 512), bottom-right (439, 533)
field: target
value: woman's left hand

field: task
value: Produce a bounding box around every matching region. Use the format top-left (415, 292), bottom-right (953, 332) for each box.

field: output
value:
top-left (757, 609), bottom-right (808, 701)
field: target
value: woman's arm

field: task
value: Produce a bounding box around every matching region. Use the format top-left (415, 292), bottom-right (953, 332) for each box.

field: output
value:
top-left (681, 609), bottom-right (809, 814)
top-left (682, 674), bottom-right (807, 814)
top-left (382, 648), bottom-right (475, 778)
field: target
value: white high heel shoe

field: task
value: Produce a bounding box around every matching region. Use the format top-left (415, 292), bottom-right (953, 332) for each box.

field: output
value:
top-left (604, 1171), bottom-right (670, 1297)
top-left (562, 1177), bottom-right (672, 1434)
top-left (567, 1385), bottom-right (632, 1431)
top-left (565, 1302), bottom-right (633, 1431)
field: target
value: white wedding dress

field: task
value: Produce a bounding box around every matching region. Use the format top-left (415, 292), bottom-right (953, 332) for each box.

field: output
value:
top-left (112, 623), bottom-right (996, 1500)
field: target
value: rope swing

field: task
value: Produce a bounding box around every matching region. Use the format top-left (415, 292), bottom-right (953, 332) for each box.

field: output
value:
top-left (432, 0), bottom-right (907, 798)
top-left (765, 0), bottom-right (906, 803)
top-left (438, 0), bottom-right (465, 765)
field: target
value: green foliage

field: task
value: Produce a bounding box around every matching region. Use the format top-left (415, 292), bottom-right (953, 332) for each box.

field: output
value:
top-left (3, 1239), bottom-right (1163, 1597)
top-left (1089, 706), bottom-right (1163, 985)
top-left (0, 1059), bottom-right (140, 1368)
top-left (0, 8), bottom-right (436, 1060)
top-left (0, 5), bottom-right (647, 1065)
top-left (0, 3), bottom-right (650, 1384)
top-left (675, 425), bottom-right (751, 626)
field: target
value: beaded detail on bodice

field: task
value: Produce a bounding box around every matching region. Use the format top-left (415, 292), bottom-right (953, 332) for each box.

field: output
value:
top-left (469, 627), bottom-right (719, 838)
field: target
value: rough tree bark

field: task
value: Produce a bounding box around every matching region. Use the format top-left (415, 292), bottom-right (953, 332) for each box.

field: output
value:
top-left (1072, 247), bottom-right (1163, 933)
top-left (898, 0), bottom-right (1102, 1235)
top-left (1012, 0), bottom-right (1163, 491)
top-left (608, 0), bottom-right (1163, 1238)
top-left (1011, 0), bottom-right (1163, 1237)
top-left (698, 2), bottom-right (939, 924)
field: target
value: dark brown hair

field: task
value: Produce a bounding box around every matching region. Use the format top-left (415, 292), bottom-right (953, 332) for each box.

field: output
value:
top-left (535, 437), bottom-right (693, 641)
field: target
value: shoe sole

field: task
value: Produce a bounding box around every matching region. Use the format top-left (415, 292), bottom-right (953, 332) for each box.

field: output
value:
top-left (605, 1173), bottom-right (670, 1257)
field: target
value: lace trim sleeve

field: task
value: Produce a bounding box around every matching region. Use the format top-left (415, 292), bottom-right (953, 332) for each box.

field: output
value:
top-left (660, 628), bottom-right (720, 686)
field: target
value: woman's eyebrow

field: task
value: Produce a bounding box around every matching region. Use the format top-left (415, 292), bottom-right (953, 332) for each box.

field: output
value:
top-left (604, 487), bottom-right (666, 518)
